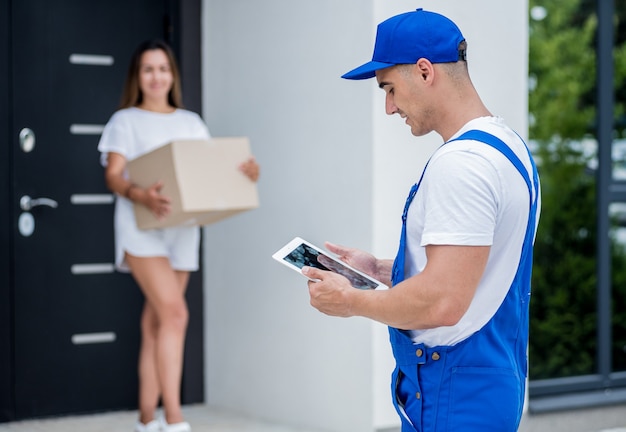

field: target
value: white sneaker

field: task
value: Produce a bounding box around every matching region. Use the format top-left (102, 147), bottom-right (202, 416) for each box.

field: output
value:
top-left (161, 421), bottom-right (191, 432)
top-left (134, 419), bottom-right (160, 432)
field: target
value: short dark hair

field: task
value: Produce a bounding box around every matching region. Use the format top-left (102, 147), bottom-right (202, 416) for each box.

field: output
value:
top-left (457, 40), bottom-right (468, 61)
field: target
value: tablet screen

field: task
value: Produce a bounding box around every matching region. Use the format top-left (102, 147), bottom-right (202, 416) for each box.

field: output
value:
top-left (282, 242), bottom-right (379, 290)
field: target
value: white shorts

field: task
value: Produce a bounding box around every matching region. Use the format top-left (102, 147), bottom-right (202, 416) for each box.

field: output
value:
top-left (113, 197), bottom-right (200, 273)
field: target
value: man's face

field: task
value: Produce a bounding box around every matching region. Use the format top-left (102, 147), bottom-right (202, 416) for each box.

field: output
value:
top-left (376, 64), bottom-right (434, 137)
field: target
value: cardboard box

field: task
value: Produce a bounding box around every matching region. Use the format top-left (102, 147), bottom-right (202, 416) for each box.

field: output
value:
top-left (127, 137), bottom-right (259, 230)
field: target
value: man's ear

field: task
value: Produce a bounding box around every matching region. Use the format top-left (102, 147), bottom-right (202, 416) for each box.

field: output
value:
top-left (415, 58), bottom-right (434, 82)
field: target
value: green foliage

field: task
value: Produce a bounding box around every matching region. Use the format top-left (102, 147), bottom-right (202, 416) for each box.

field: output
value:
top-left (528, 0), bottom-right (626, 379)
top-left (529, 139), bottom-right (598, 378)
top-left (529, 0), bottom-right (596, 141)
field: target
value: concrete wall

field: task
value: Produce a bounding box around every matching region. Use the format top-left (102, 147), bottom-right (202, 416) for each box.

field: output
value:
top-left (201, 1), bottom-right (527, 431)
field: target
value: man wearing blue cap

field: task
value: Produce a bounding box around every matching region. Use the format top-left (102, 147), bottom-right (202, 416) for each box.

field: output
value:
top-left (303, 8), bottom-right (540, 432)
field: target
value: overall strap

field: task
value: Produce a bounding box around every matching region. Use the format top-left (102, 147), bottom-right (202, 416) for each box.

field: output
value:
top-left (391, 183), bottom-right (418, 286)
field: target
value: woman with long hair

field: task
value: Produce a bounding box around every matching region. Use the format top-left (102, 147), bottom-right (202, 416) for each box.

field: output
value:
top-left (98, 39), bottom-right (259, 432)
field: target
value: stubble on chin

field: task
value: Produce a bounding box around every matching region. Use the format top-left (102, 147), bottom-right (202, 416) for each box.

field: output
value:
top-left (410, 108), bottom-right (435, 137)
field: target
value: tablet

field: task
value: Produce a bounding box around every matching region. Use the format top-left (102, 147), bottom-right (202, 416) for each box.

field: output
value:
top-left (272, 237), bottom-right (386, 290)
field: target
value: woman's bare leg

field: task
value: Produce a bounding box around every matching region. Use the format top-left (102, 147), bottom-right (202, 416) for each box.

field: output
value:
top-left (137, 302), bottom-right (160, 424)
top-left (127, 254), bottom-right (190, 425)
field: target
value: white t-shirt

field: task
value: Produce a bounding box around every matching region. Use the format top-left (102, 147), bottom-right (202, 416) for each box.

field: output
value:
top-left (404, 116), bottom-right (540, 347)
top-left (97, 107), bottom-right (211, 272)
top-left (98, 107), bottom-right (210, 163)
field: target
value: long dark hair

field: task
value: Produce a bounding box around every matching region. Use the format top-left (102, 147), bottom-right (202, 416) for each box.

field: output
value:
top-left (119, 39), bottom-right (183, 109)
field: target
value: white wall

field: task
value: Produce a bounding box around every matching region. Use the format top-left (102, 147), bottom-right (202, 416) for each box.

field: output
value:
top-left (201, 1), bottom-right (375, 431)
top-left (201, 1), bottom-right (527, 431)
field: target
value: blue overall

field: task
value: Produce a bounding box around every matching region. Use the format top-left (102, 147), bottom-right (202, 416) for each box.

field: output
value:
top-left (389, 130), bottom-right (539, 431)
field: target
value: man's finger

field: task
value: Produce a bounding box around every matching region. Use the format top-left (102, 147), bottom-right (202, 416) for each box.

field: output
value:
top-left (325, 242), bottom-right (348, 256)
top-left (302, 266), bottom-right (325, 280)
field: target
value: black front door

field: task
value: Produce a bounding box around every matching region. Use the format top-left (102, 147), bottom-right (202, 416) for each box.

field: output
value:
top-left (2, 0), bottom-right (203, 420)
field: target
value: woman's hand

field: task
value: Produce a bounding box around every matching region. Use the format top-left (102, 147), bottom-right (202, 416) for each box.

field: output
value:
top-left (139, 181), bottom-right (171, 220)
top-left (239, 157), bottom-right (260, 182)
top-left (104, 152), bottom-right (171, 220)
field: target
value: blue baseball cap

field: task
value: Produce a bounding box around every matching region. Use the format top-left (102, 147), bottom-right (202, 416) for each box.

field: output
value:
top-left (342, 8), bottom-right (466, 80)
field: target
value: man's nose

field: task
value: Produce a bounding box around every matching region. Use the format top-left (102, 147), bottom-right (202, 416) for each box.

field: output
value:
top-left (385, 93), bottom-right (397, 115)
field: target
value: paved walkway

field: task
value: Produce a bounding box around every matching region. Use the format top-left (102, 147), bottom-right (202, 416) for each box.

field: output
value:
top-left (519, 403), bottom-right (626, 432)
top-left (0, 405), bottom-right (326, 432)
top-left (0, 403), bottom-right (624, 432)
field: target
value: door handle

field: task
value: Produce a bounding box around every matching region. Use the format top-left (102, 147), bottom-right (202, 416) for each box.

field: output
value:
top-left (20, 195), bottom-right (58, 211)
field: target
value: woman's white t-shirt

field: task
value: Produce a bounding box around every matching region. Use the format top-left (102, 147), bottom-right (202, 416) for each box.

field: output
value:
top-left (98, 107), bottom-right (211, 272)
